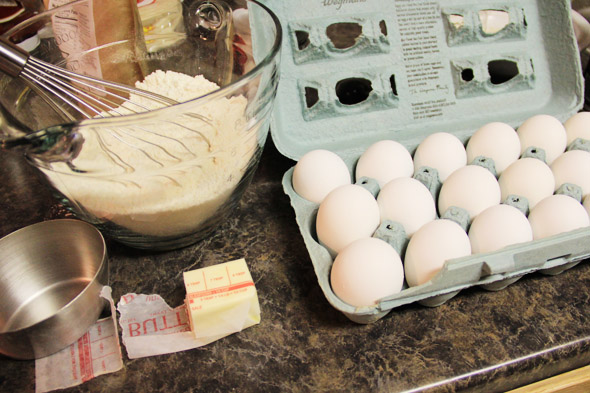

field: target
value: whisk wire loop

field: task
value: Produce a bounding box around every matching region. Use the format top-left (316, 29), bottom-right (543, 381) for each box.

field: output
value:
top-left (0, 37), bottom-right (220, 174)
top-left (21, 63), bottom-right (105, 119)
top-left (27, 57), bottom-right (178, 110)
top-left (25, 57), bottom-right (176, 119)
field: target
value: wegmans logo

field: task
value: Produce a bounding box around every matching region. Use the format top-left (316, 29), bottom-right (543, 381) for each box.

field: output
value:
top-left (322, 0), bottom-right (368, 10)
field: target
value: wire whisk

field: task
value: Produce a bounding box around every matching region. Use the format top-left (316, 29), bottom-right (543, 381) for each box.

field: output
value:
top-left (0, 38), bottom-right (178, 119)
top-left (0, 37), bottom-right (215, 173)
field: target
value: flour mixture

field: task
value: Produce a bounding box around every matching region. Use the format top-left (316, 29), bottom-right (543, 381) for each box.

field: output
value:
top-left (43, 70), bottom-right (257, 237)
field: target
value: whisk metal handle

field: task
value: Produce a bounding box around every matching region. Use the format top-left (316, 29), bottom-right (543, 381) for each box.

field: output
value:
top-left (0, 38), bottom-right (29, 78)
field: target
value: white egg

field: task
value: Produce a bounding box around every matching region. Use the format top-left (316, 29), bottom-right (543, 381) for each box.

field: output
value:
top-left (316, 184), bottom-right (380, 256)
top-left (413, 132), bottom-right (467, 182)
top-left (292, 149), bottom-right (351, 203)
top-left (404, 219), bottom-right (471, 287)
top-left (528, 194), bottom-right (590, 239)
top-left (355, 140), bottom-right (414, 187)
top-left (498, 157), bottom-right (555, 209)
top-left (466, 122), bottom-right (520, 175)
top-left (437, 165), bottom-right (501, 221)
top-left (330, 237), bottom-right (404, 307)
top-left (584, 195), bottom-right (590, 218)
top-left (551, 149), bottom-right (590, 197)
top-left (377, 177), bottom-right (436, 237)
top-left (479, 10), bottom-right (511, 34)
top-left (516, 114), bottom-right (567, 164)
top-left (468, 204), bottom-right (533, 254)
top-left (564, 111), bottom-right (590, 146)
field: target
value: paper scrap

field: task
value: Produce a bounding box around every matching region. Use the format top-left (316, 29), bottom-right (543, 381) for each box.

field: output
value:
top-left (118, 259), bottom-right (261, 359)
top-left (35, 286), bottom-right (123, 393)
top-left (117, 293), bottom-right (199, 359)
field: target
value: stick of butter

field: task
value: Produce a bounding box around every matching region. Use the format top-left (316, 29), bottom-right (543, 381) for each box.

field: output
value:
top-left (183, 258), bottom-right (260, 341)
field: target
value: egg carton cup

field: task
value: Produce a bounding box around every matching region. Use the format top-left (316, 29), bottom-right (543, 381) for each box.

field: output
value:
top-left (252, 0), bottom-right (588, 323)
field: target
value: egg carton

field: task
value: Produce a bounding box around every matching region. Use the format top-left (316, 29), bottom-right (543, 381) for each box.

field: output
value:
top-left (252, 0), bottom-right (589, 323)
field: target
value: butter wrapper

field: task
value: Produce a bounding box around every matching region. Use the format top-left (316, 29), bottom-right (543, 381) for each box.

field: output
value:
top-left (36, 287), bottom-right (123, 393)
top-left (118, 258), bottom-right (260, 359)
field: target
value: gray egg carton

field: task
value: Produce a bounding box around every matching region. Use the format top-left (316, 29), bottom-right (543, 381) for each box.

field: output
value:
top-left (253, 0), bottom-right (590, 323)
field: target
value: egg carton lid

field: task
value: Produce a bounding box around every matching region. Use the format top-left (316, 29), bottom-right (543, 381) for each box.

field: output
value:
top-left (253, 0), bottom-right (584, 160)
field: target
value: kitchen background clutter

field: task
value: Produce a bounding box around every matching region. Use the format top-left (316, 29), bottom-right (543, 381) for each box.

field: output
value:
top-left (1, 0), bottom-right (590, 392)
top-left (572, 0), bottom-right (590, 109)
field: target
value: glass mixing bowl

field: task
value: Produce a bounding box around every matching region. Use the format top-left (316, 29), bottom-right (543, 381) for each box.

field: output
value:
top-left (0, 0), bottom-right (281, 250)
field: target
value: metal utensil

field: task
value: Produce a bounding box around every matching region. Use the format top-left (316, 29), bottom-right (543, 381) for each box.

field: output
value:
top-left (0, 37), bottom-right (177, 120)
top-left (0, 219), bottom-right (108, 359)
top-left (0, 37), bottom-right (216, 170)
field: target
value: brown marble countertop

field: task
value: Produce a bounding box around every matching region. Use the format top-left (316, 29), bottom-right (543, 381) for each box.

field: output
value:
top-left (0, 137), bottom-right (589, 393)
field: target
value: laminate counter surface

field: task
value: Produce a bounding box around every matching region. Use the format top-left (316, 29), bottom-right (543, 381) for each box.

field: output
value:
top-left (0, 140), bottom-right (589, 393)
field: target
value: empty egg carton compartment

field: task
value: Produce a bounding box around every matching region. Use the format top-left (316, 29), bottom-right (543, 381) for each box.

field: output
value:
top-left (290, 15), bottom-right (390, 65)
top-left (252, 0), bottom-right (587, 323)
top-left (451, 55), bottom-right (535, 98)
top-left (299, 68), bottom-right (399, 121)
top-left (442, 6), bottom-right (527, 46)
